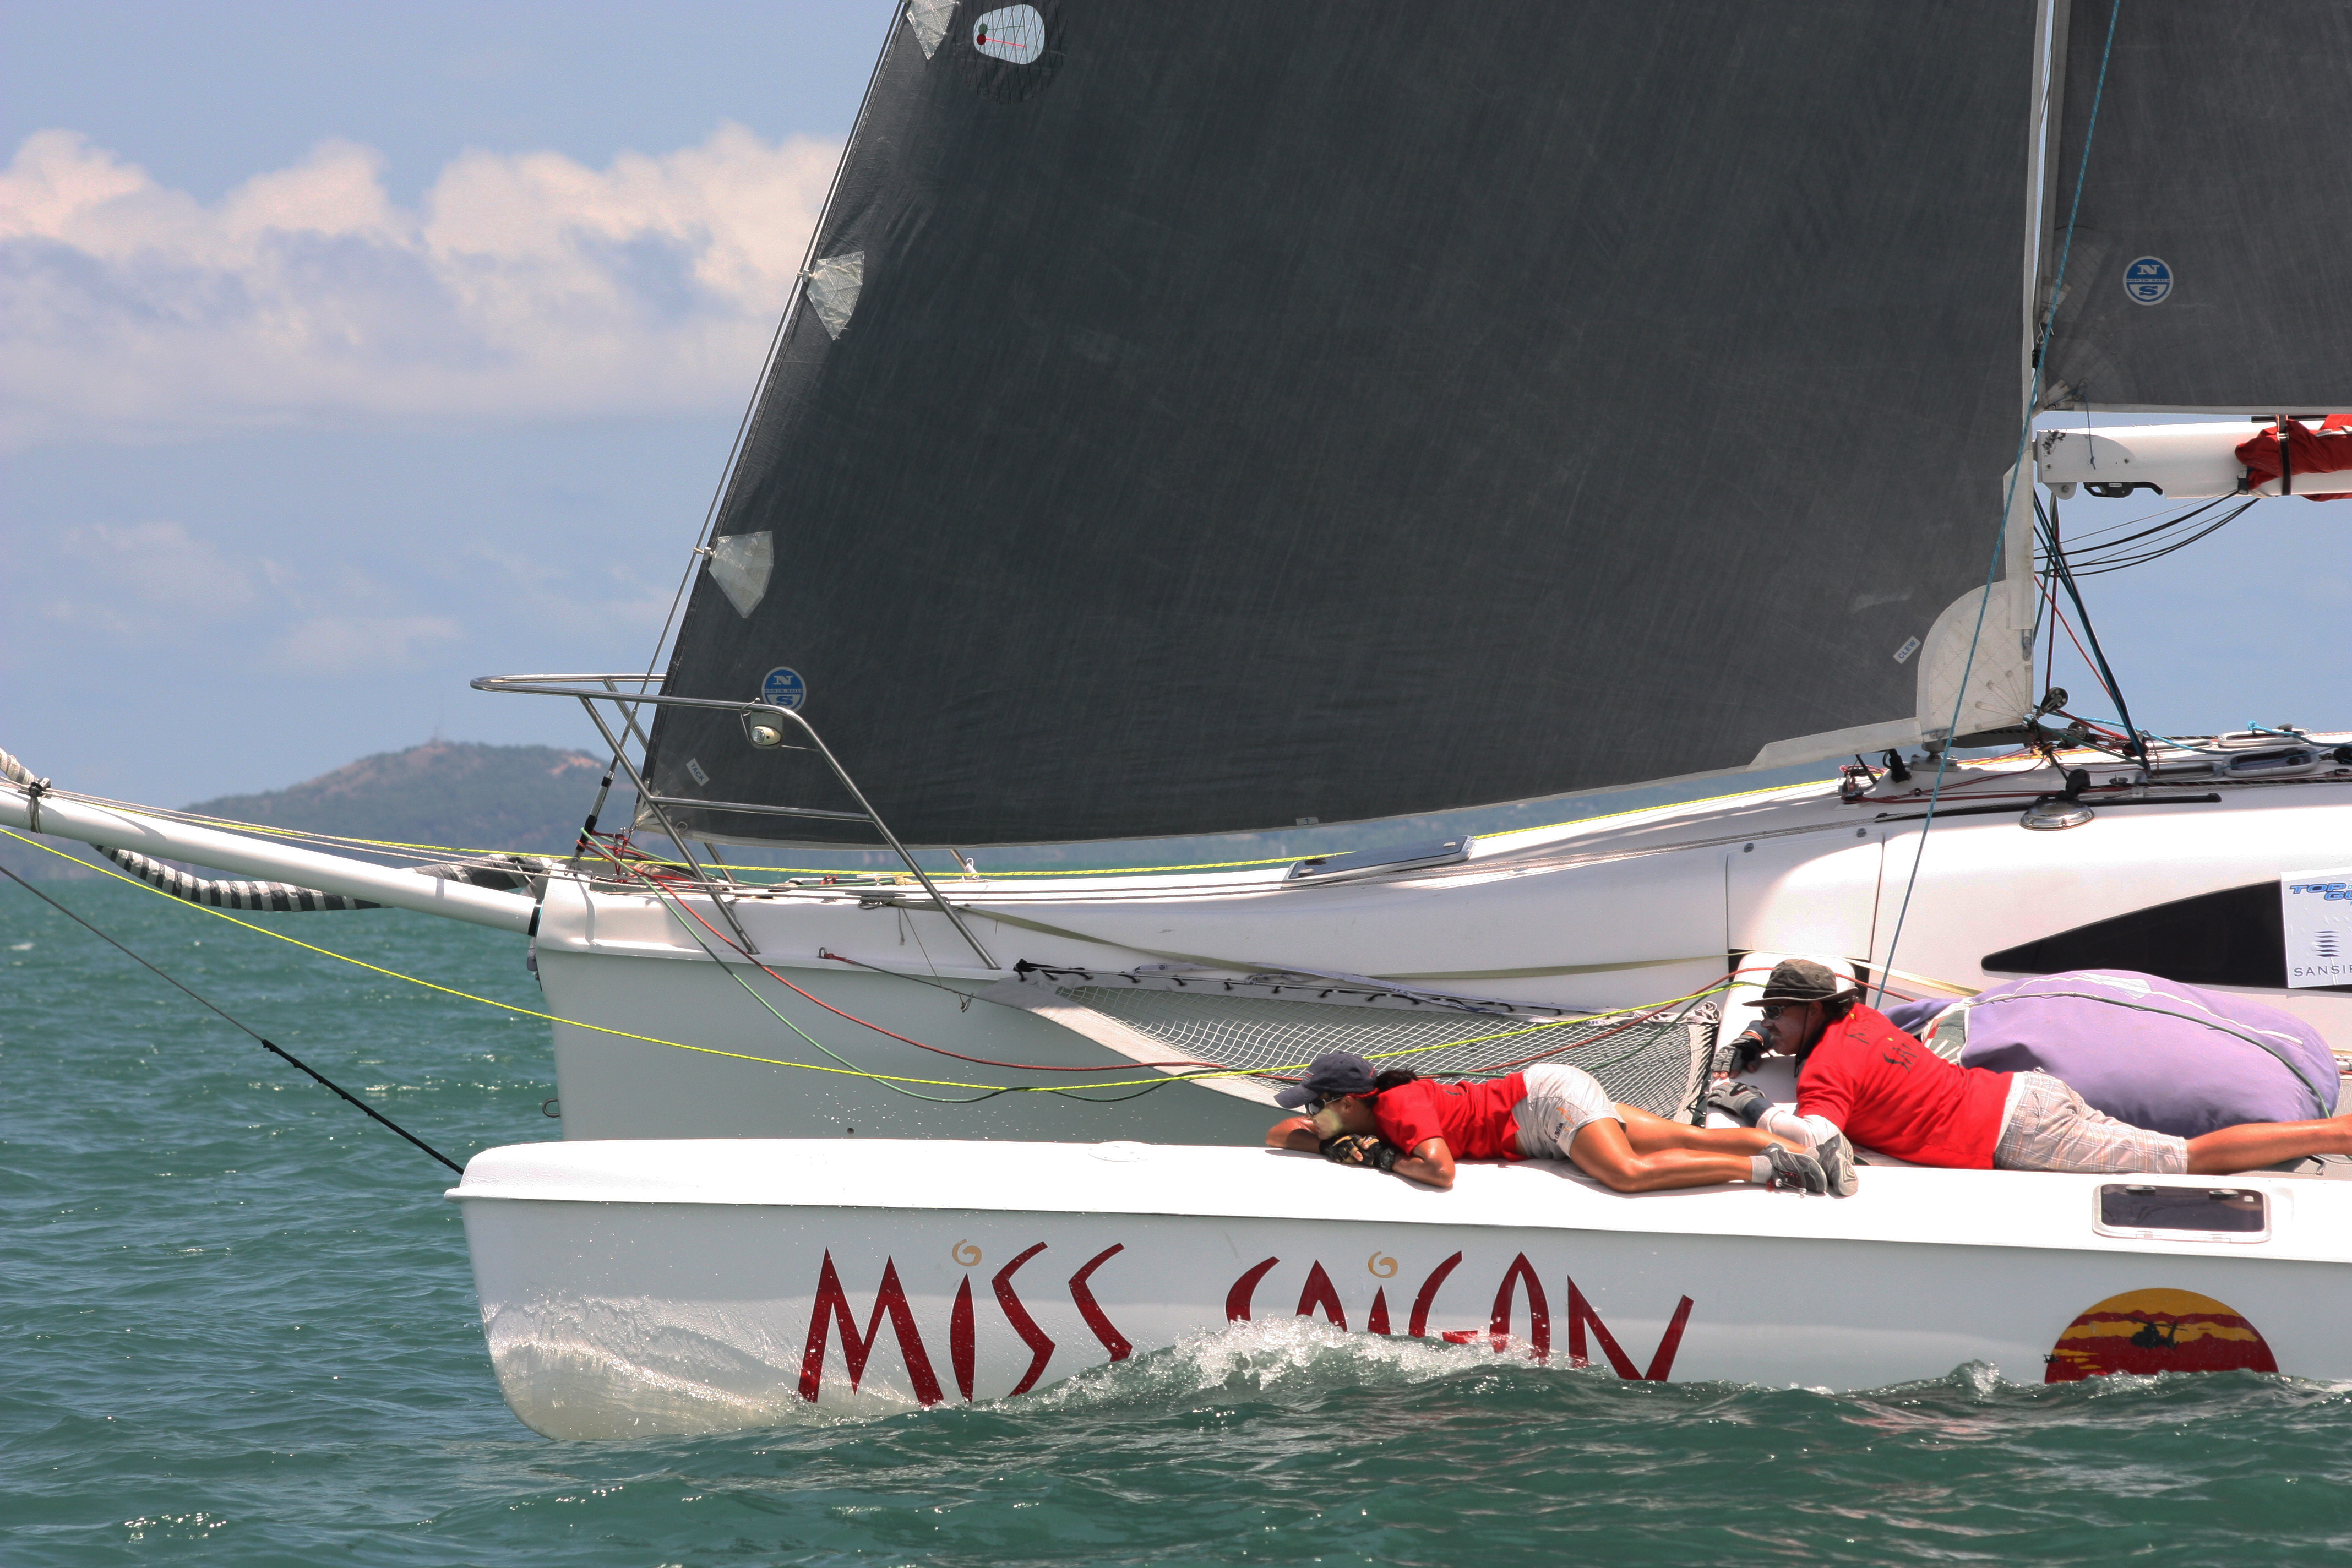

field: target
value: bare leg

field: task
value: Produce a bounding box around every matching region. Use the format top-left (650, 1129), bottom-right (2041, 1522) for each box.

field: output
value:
top-left (2185, 1115), bottom-right (2352, 1175)
top-left (1617, 1104), bottom-right (1806, 1156)
top-left (1566, 1115), bottom-right (1759, 1193)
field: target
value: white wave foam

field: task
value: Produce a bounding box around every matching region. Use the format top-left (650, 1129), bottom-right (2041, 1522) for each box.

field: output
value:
top-left (1033, 1317), bottom-right (1572, 1413)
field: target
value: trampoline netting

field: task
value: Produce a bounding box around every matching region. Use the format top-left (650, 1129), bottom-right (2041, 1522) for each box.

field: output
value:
top-left (1058, 984), bottom-right (1720, 1121)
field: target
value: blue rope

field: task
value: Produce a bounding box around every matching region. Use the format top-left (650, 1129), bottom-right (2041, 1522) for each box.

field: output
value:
top-left (1875, 0), bottom-right (2122, 1009)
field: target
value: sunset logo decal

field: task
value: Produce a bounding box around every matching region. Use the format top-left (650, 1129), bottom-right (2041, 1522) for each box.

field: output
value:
top-left (2045, 1287), bottom-right (2276, 1382)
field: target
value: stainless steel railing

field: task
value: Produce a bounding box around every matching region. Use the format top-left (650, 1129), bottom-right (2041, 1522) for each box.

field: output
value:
top-left (470, 673), bottom-right (998, 969)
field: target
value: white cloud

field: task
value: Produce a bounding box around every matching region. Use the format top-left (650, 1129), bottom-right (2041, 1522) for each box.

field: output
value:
top-left (55, 520), bottom-right (259, 614)
top-left (0, 125), bottom-right (839, 449)
top-left (38, 521), bottom-right (453, 673)
top-left (279, 613), bottom-right (464, 674)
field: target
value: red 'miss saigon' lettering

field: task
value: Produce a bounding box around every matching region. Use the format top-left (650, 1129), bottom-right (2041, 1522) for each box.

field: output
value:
top-left (1222, 1253), bottom-right (1694, 1381)
top-left (1567, 1276), bottom-right (1694, 1382)
top-left (804, 1240), bottom-right (1137, 1407)
top-left (798, 1251), bottom-right (944, 1406)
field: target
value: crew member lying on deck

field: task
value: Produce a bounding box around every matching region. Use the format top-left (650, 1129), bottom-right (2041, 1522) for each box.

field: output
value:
top-left (1264, 1050), bottom-right (1850, 1195)
top-left (1716, 959), bottom-right (2352, 1175)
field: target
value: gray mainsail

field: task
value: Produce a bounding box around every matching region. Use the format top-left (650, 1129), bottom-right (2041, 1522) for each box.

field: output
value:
top-left (646, 1), bottom-right (2041, 848)
top-left (2039, 0), bottom-right (2352, 412)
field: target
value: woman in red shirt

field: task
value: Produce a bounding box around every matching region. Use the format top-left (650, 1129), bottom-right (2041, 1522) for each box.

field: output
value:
top-left (1265, 1050), bottom-right (1838, 1194)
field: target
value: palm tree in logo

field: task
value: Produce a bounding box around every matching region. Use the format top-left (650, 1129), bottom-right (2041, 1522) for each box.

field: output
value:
top-left (2127, 1316), bottom-right (2182, 1351)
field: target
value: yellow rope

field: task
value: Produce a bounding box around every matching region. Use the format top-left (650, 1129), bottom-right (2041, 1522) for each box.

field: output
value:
top-left (3, 828), bottom-right (1041, 1091)
top-left (4, 826), bottom-right (1752, 1094)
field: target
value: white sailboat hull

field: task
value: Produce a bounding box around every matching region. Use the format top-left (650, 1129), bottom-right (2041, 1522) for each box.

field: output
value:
top-left (453, 1138), bottom-right (2352, 1440)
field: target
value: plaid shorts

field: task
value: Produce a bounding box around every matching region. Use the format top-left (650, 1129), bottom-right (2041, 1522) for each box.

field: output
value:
top-left (1512, 1063), bottom-right (1624, 1158)
top-left (1992, 1071), bottom-right (2188, 1175)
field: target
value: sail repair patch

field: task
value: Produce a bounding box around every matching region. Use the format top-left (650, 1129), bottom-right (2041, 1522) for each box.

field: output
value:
top-left (760, 667), bottom-right (808, 710)
top-left (2122, 257), bottom-right (2172, 306)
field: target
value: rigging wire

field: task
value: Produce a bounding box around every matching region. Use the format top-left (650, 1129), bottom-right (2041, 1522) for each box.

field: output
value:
top-left (0, 861), bottom-right (464, 1174)
top-left (2037, 492), bottom-right (2144, 752)
top-left (3, 827), bottom-right (1031, 1093)
top-left (2049, 498), bottom-right (2256, 577)
top-left (2048, 492), bottom-right (2225, 549)
top-left (576, 829), bottom-right (1740, 1096)
top-left (8, 825), bottom-right (1935, 1110)
top-left (2033, 491), bottom-right (2245, 565)
top-left (1, 827), bottom-right (1578, 1096)
top-left (1873, 0), bottom-right (2122, 1011)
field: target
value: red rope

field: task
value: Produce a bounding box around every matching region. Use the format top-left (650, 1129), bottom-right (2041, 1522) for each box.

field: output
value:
top-left (645, 861), bottom-right (1228, 1074)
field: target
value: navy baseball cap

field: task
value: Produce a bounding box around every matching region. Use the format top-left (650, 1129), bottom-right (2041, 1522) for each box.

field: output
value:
top-left (1274, 1051), bottom-right (1380, 1109)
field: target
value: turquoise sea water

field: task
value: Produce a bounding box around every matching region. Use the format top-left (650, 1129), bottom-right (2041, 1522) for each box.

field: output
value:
top-left (6, 876), bottom-right (2349, 1566)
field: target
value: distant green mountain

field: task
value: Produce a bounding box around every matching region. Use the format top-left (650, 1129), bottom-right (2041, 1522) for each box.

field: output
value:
top-left (182, 742), bottom-right (624, 857)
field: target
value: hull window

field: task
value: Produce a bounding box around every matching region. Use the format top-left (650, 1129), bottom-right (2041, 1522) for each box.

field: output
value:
top-left (1983, 881), bottom-right (2346, 992)
top-left (2095, 1184), bottom-right (2268, 1244)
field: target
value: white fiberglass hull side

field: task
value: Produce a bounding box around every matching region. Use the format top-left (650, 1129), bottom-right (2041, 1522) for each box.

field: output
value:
top-left (532, 777), bottom-right (2352, 1142)
top-left (535, 945), bottom-right (1278, 1143)
top-left (453, 1139), bottom-right (2352, 1440)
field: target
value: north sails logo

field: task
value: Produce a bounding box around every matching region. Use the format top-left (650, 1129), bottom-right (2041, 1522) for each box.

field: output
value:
top-left (2123, 256), bottom-right (2173, 305)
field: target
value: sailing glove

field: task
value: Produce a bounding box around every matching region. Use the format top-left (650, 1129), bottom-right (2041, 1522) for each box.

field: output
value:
top-left (1706, 1081), bottom-right (1773, 1126)
top-left (1320, 1134), bottom-right (1403, 1173)
top-left (1722, 1026), bottom-right (1771, 1076)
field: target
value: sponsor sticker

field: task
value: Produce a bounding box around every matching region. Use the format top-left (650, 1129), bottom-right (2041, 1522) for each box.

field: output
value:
top-left (2283, 865), bottom-right (2352, 988)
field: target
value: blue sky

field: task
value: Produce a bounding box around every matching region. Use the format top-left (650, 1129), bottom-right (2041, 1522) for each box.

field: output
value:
top-left (2, 2), bottom-right (2342, 810)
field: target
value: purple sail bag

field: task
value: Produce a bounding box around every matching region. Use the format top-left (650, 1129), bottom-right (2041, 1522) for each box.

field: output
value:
top-left (1953, 969), bottom-right (2338, 1137)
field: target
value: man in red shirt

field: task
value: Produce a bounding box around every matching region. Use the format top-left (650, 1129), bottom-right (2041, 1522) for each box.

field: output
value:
top-left (1730, 960), bottom-right (2352, 1174)
top-left (1264, 1052), bottom-right (1838, 1194)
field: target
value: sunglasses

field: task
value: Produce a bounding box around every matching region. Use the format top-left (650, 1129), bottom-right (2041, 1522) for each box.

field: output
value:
top-left (1757, 1003), bottom-right (1806, 1019)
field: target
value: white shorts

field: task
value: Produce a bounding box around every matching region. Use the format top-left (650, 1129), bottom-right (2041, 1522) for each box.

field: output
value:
top-left (1511, 1064), bottom-right (1624, 1159)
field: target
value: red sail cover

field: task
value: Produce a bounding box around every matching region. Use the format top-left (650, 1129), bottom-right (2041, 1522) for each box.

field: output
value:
top-left (2236, 415), bottom-right (2352, 499)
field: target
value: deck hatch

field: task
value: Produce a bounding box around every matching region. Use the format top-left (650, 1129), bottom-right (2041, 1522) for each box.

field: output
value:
top-left (2094, 1184), bottom-right (2269, 1244)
